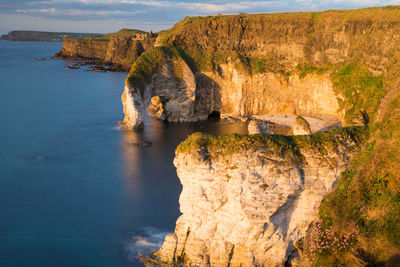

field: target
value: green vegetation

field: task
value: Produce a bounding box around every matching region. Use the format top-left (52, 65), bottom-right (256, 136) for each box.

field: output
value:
top-left (249, 57), bottom-right (268, 74)
top-left (331, 63), bottom-right (385, 125)
top-left (296, 64), bottom-right (329, 78)
top-left (3, 30), bottom-right (103, 42)
top-left (311, 82), bottom-right (400, 265)
top-left (287, 62), bottom-right (385, 126)
top-left (126, 46), bottom-right (194, 94)
top-left (177, 127), bottom-right (366, 165)
top-left (115, 28), bottom-right (147, 35)
top-left (84, 28), bottom-right (147, 41)
top-left (127, 47), bottom-right (174, 93)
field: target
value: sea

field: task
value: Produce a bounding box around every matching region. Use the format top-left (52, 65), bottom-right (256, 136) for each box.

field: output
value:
top-left (0, 40), bottom-right (248, 266)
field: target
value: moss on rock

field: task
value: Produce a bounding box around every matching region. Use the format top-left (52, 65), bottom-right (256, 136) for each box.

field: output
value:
top-left (177, 126), bottom-right (366, 166)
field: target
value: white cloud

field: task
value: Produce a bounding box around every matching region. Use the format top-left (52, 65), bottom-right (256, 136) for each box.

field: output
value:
top-left (38, 8), bottom-right (55, 13)
top-left (118, 0), bottom-right (279, 13)
top-left (120, 0), bottom-right (171, 8)
top-left (4, 0), bottom-right (400, 34)
top-left (178, 2), bottom-right (247, 13)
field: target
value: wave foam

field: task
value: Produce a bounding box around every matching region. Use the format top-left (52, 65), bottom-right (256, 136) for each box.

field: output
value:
top-left (125, 227), bottom-right (167, 261)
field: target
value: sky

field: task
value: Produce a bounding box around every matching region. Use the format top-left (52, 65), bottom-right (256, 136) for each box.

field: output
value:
top-left (1, 0), bottom-right (400, 34)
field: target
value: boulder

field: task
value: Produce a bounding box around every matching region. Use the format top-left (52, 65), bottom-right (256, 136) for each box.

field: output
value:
top-left (291, 116), bottom-right (312, 135)
top-left (248, 119), bottom-right (275, 135)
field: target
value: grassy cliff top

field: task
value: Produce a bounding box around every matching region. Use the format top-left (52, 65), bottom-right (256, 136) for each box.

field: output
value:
top-left (115, 28), bottom-right (147, 35)
top-left (158, 5), bottom-right (400, 45)
top-left (177, 127), bottom-right (366, 164)
top-left (126, 47), bottom-right (176, 93)
top-left (126, 46), bottom-right (194, 94)
top-left (84, 28), bottom-right (148, 41)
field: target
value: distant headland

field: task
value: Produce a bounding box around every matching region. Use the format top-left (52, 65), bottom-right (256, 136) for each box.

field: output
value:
top-left (0, 30), bottom-right (104, 42)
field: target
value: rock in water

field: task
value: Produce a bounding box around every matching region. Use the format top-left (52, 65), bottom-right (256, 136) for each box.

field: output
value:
top-left (248, 119), bottom-right (275, 135)
top-left (147, 96), bottom-right (165, 120)
top-left (291, 116), bottom-right (312, 135)
top-left (126, 141), bottom-right (152, 147)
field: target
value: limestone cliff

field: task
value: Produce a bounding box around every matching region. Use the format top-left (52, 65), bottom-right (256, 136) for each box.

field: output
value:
top-left (148, 128), bottom-right (365, 266)
top-left (57, 37), bottom-right (109, 60)
top-left (120, 56), bottom-right (206, 128)
top-left (55, 29), bottom-right (155, 71)
top-left (122, 6), bottom-right (400, 129)
top-left (121, 54), bottom-right (342, 129)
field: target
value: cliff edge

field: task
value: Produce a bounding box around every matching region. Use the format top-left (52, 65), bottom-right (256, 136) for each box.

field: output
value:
top-left (149, 128), bottom-right (365, 266)
top-left (55, 29), bottom-right (156, 71)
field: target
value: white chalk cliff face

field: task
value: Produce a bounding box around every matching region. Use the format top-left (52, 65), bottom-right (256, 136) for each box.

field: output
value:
top-left (121, 60), bottom-right (344, 129)
top-left (150, 131), bottom-right (364, 266)
top-left (121, 58), bottom-right (213, 129)
top-left (120, 81), bottom-right (149, 129)
top-left (206, 64), bottom-right (343, 122)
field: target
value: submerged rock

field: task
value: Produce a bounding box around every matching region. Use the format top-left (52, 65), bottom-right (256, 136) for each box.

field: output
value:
top-left (126, 141), bottom-right (152, 147)
top-left (64, 65), bottom-right (80, 70)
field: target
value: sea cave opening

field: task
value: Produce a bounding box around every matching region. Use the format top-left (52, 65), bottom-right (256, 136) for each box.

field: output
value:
top-left (208, 111), bottom-right (221, 120)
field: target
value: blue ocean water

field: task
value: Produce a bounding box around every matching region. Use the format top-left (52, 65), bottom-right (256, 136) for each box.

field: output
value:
top-left (0, 40), bottom-right (248, 266)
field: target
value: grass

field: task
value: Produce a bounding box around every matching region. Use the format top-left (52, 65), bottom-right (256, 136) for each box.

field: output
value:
top-left (127, 47), bottom-right (174, 93)
top-left (177, 127), bottom-right (366, 166)
top-left (331, 63), bottom-right (385, 125)
top-left (306, 58), bottom-right (400, 265)
top-left (296, 64), bottom-right (329, 78)
top-left (249, 57), bottom-right (269, 74)
top-left (126, 46), bottom-right (198, 95)
top-left (84, 28), bottom-right (148, 41)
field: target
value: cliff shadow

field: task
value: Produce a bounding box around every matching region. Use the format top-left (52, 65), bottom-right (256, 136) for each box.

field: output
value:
top-left (194, 72), bottom-right (222, 119)
top-left (270, 166), bottom-right (305, 263)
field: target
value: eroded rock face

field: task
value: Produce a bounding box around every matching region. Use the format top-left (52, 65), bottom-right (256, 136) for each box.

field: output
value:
top-left (207, 65), bottom-right (343, 122)
top-left (56, 33), bottom-right (155, 71)
top-left (151, 131), bottom-right (363, 266)
top-left (147, 96), bottom-right (165, 119)
top-left (120, 81), bottom-right (151, 129)
top-left (121, 59), bottom-right (215, 128)
top-left (122, 62), bottom-right (343, 129)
